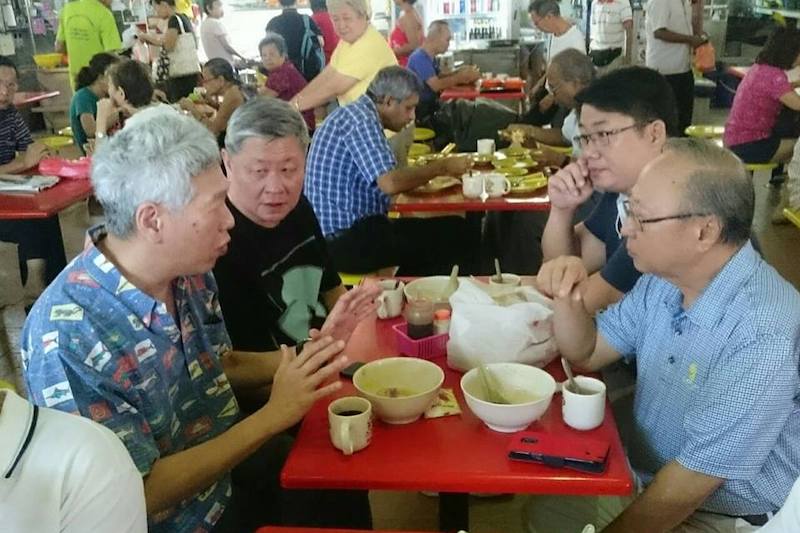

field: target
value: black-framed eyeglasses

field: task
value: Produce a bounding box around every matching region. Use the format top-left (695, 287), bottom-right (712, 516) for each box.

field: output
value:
top-left (622, 200), bottom-right (710, 232)
top-left (572, 123), bottom-right (640, 148)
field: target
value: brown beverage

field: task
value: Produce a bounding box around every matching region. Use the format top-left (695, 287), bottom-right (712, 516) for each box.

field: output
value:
top-left (407, 322), bottom-right (434, 339)
top-left (336, 410), bottom-right (365, 416)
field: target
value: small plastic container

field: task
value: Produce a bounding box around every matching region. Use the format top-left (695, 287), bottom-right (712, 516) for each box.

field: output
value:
top-left (404, 299), bottom-right (434, 339)
top-left (392, 322), bottom-right (449, 360)
top-left (433, 309), bottom-right (451, 335)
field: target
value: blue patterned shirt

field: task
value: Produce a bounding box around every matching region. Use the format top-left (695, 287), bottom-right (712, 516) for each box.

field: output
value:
top-left (304, 94), bottom-right (396, 236)
top-left (598, 242), bottom-right (800, 515)
top-left (22, 226), bottom-right (239, 533)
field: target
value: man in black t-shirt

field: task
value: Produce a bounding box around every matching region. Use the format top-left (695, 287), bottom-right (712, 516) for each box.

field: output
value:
top-left (215, 96), bottom-right (379, 355)
top-left (265, 0), bottom-right (323, 81)
top-left (537, 67), bottom-right (679, 314)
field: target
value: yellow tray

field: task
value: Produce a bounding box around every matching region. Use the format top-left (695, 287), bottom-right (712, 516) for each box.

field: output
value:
top-left (414, 127), bottom-right (436, 142)
top-left (409, 143), bottom-right (432, 157)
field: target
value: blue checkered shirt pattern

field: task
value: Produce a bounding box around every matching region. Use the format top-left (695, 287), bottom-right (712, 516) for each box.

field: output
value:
top-left (304, 95), bottom-right (396, 236)
top-left (597, 242), bottom-right (800, 515)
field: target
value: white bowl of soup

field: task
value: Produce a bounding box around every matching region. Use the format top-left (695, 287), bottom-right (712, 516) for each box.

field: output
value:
top-left (461, 362), bottom-right (556, 432)
top-left (353, 357), bottom-right (445, 424)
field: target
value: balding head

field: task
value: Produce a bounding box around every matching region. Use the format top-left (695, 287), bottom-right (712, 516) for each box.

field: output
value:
top-left (664, 138), bottom-right (753, 245)
top-left (425, 20), bottom-right (452, 54)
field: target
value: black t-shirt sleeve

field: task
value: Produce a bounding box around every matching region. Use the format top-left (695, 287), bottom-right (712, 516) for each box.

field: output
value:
top-left (168, 14), bottom-right (192, 33)
top-left (599, 240), bottom-right (641, 293)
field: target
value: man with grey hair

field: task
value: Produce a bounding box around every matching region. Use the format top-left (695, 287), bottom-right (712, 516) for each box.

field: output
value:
top-left (502, 48), bottom-right (596, 165)
top-left (305, 65), bottom-right (473, 274)
top-left (526, 138), bottom-right (800, 532)
top-left (215, 96), bottom-right (380, 357)
top-left (21, 106), bottom-right (352, 533)
top-left (406, 19), bottom-right (480, 121)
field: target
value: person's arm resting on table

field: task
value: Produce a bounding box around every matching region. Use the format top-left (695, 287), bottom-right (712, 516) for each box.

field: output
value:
top-left (603, 462), bottom-right (723, 533)
top-left (377, 156), bottom-right (470, 195)
top-left (0, 142), bottom-right (49, 174)
top-left (143, 336), bottom-right (347, 513)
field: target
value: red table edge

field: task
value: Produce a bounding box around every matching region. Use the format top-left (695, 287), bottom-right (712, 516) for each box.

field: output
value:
top-left (440, 89), bottom-right (526, 101)
top-left (391, 197), bottom-right (550, 212)
top-left (256, 529), bottom-right (437, 533)
top-left (0, 181), bottom-right (93, 219)
top-left (14, 90), bottom-right (61, 106)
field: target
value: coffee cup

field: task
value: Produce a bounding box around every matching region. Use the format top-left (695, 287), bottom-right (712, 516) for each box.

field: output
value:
top-left (562, 376), bottom-right (606, 431)
top-left (462, 174), bottom-right (484, 198)
top-left (484, 174), bottom-right (511, 197)
top-left (377, 279), bottom-right (404, 319)
top-left (328, 396), bottom-right (372, 455)
top-left (477, 138), bottom-right (496, 156)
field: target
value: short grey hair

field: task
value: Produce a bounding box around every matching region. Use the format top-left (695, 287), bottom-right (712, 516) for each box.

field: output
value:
top-left (260, 32), bottom-right (287, 57)
top-left (550, 49), bottom-right (595, 86)
top-left (529, 0), bottom-right (560, 17)
top-left (366, 66), bottom-right (421, 103)
top-left (225, 96), bottom-right (310, 154)
top-left (427, 19), bottom-right (450, 35)
top-left (327, 0), bottom-right (370, 18)
top-left (664, 138), bottom-right (754, 245)
top-left (91, 107), bottom-right (219, 238)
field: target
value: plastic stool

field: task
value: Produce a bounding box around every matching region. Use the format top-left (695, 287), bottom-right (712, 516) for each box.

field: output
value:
top-left (745, 162), bottom-right (779, 181)
top-left (414, 127), bottom-right (436, 142)
top-left (685, 125), bottom-right (724, 138)
top-left (783, 208), bottom-right (800, 230)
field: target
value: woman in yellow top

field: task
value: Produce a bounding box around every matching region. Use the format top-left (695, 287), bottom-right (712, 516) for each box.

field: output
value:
top-left (289, 0), bottom-right (397, 112)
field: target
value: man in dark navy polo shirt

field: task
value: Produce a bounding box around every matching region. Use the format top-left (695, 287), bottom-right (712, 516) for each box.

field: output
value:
top-left (537, 67), bottom-right (679, 314)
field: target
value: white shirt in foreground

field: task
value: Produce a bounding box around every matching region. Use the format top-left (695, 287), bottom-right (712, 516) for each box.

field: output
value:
top-left (0, 389), bottom-right (147, 533)
top-left (645, 0), bottom-right (693, 75)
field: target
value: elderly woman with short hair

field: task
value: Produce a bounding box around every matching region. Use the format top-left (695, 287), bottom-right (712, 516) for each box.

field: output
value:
top-left (289, 0), bottom-right (397, 112)
top-left (258, 32), bottom-right (315, 132)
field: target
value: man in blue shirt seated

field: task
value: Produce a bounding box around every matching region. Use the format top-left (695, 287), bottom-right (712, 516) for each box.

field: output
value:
top-left (526, 138), bottom-right (800, 533)
top-left (305, 65), bottom-right (473, 275)
top-left (537, 67), bottom-right (680, 315)
top-left (21, 107), bottom-right (358, 533)
top-left (406, 20), bottom-right (480, 122)
top-left (0, 56), bottom-right (66, 308)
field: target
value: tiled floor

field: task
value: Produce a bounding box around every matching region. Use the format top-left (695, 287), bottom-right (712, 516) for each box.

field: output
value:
top-left (2, 103), bottom-right (800, 532)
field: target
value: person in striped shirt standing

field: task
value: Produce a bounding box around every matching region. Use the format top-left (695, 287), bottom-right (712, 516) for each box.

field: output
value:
top-left (589, 0), bottom-right (633, 75)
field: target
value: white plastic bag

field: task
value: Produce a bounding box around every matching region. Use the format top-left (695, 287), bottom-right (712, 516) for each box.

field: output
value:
top-left (446, 279), bottom-right (557, 372)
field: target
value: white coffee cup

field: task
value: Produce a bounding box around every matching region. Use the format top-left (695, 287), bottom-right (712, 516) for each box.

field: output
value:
top-left (328, 396), bottom-right (372, 455)
top-left (477, 138), bottom-right (496, 155)
top-left (377, 280), bottom-right (404, 319)
top-left (484, 174), bottom-right (511, 197)
top-left (462, 174), bottom-right (484, 198)
top-left (562, 376), bottom-right (606, 431)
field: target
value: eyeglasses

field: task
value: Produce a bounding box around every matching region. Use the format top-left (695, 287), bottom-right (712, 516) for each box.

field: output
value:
top-left (622, 200), bottom-right (710, 233)
top-left (572, 123), bottom-right (640, 148)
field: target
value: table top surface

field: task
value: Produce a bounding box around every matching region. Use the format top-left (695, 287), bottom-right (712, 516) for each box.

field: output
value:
top-left (13, 91), bottom-right (61, 107)
top-left (392, 187), bottom-right (550, 212)
top-left (281, 315), bottom-right (634, 496)
top-left (441, 85), bottom-right (526, 101)
top-left (0, 173), bottom-right (92, 220)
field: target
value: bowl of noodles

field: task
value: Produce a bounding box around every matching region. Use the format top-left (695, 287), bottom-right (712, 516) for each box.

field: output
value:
top-left (353, 357), bottom-right (444, 424)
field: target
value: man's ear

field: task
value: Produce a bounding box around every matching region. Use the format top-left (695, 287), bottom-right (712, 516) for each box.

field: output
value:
top-left (649, 119), bottom-right (668, 146)
top-left (696, 215), bottom-right (723, 252)
top-left (134, 202), bottom-right (165, 244)
top-left (221, 149), bottom-right (232, 179)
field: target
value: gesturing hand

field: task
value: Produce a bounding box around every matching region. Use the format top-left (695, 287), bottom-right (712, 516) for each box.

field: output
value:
top-left (264, 335), bottom-right (349, 432)
top-left (319, 280), bottom-right (381, 344)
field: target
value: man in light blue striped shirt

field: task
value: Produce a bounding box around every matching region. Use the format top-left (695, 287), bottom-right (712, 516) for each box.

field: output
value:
top-left (527, 138), bottom-right (800, 532)
top-left (304, 65), bottom-right (472, 275)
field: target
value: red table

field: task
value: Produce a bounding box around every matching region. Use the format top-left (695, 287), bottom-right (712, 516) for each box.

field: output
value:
top-left (392, 188), bottom-right (550, 213)
top-left (0, 177), bottom-right (93, 220)
top-left (440, 85), bottom-right (526, 102)
top-left (281, 316), bottom-right (634, 531)
top-left (13, 91), bottom-right (61, 107)
top-left (256, 529), bottom-right (436, 533)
